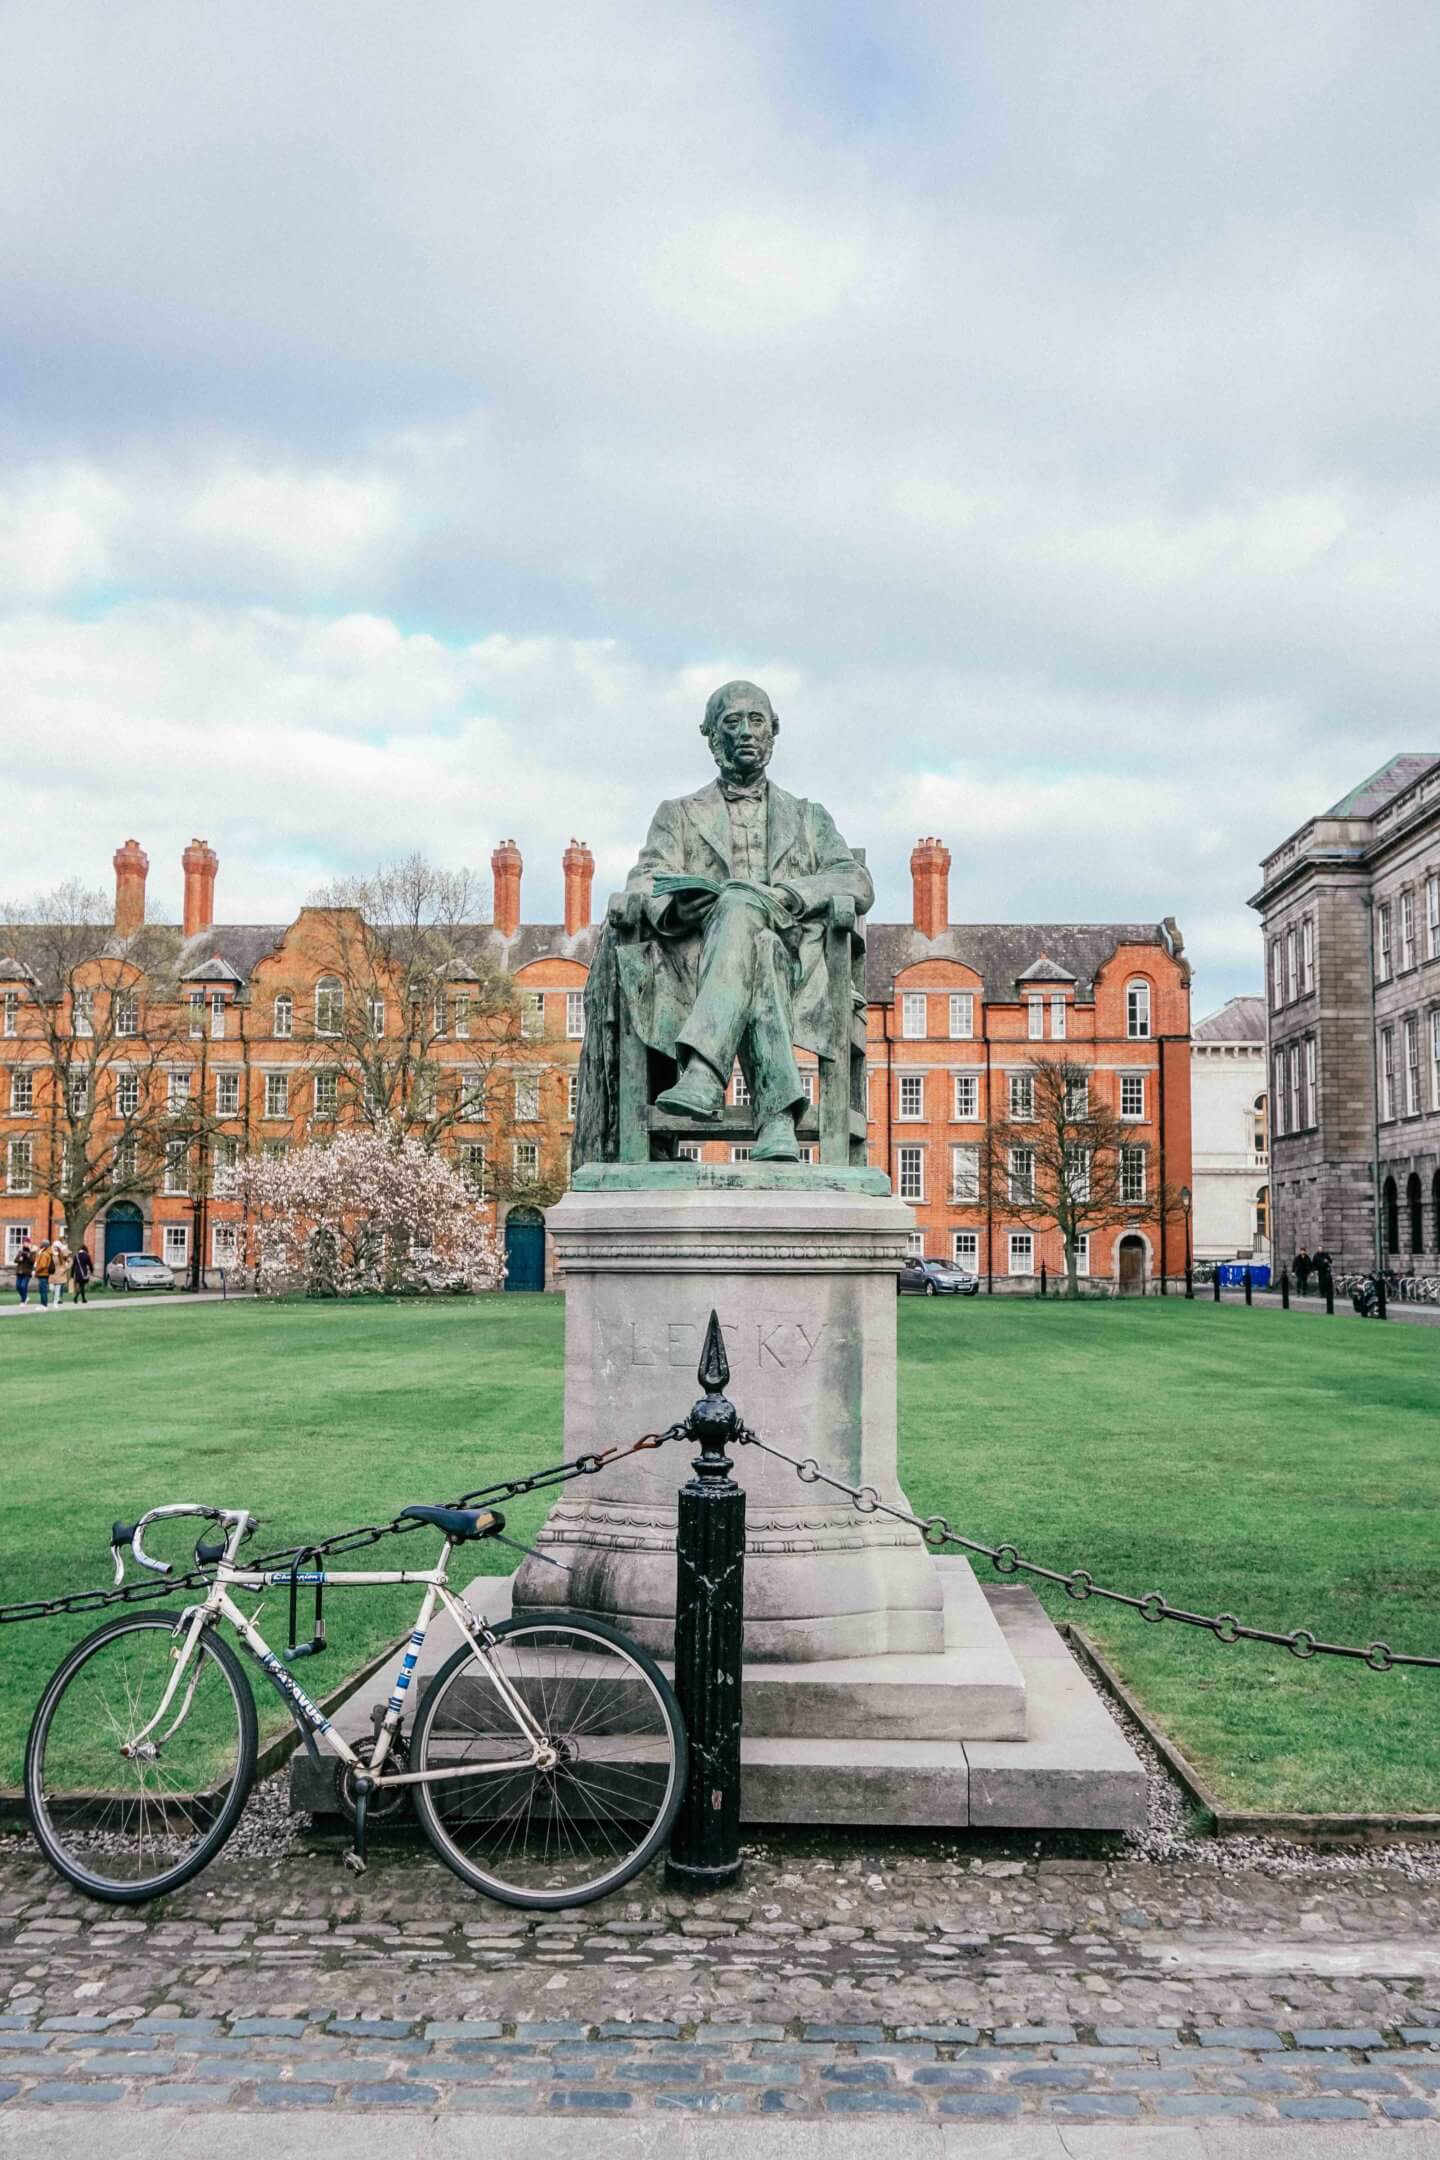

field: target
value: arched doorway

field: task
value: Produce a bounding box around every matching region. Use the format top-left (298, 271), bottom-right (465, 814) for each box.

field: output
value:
top-left (1383, 1176), bottom-right (1399, 1255)
top-left (103, 1202), bottom-right (144, 1271)
top-left (1117, 1235), bottom-right (1147, 1294)
top-left (1407, 1173), bottom-right (1424, 1254)
top-left (504, 1207), bottom-right (546, 1292)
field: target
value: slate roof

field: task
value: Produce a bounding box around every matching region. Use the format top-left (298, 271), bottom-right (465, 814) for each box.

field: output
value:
top-left (1324, 754), bottom-right (1440, 821)
top-left (862, 922), bottom-right (1174, 1003)
top-left (1015, 954), bottom-right (1079, 984)
top-left (1194, 995), bottom-right (1266, 1044)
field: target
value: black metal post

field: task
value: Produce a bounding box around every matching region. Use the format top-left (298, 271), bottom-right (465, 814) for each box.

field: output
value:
top-left (1323, 1266), bottom-right (1335, 1315)
top-left (1281, 1266), bottom-right (1290, 1310)
top-left (667, 1311), bottom-right (746, 1892)
top-left (1213, 1268), bottom-right (1222, 1303)
top-left (1243, 1266), bottom-right (1253, 1306)
top-left (1039, 1262), bottom-right (1047, 1298)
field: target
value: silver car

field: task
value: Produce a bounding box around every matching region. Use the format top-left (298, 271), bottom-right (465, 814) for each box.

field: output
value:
top-left (105, 1253), bottom-right (176, 1292)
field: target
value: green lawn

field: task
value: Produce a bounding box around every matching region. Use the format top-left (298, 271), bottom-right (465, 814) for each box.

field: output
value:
top-left (1, 1296), bottom-right (1436, 1813)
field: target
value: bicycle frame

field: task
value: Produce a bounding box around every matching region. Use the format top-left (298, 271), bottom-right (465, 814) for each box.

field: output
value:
top-left (123, 1543), bottom-right (553, 1788)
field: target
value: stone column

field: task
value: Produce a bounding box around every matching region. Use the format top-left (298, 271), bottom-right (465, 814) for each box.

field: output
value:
top-left (512, 1178), bottom-right (946, 1661)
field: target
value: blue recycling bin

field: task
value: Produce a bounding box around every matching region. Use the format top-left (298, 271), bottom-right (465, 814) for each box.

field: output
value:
top-left (1217, 1262), bottom-right (1271, 1289)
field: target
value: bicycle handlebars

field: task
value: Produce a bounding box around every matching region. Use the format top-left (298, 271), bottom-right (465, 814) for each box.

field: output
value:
top-left (110, 1504), bottom-right (258, 1587)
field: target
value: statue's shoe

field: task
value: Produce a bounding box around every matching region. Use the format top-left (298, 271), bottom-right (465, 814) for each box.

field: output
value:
top-left (656, 1067), bottom-right (725, 1120)
top-left (752, 1114), bottom-right (801, 1162)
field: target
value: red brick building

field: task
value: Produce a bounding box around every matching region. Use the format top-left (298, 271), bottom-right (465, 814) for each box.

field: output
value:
top-left (1, 835), bottom-right (1190, 1292)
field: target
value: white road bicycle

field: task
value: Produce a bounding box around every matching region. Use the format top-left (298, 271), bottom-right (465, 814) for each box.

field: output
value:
top-left (25, 1501), bottom-right (687, 1909)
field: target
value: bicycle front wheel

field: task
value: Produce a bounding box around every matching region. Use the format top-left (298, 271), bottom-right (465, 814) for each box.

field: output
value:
top-left (25, 1611), bottom-right (256, 1903)
top-left (412, 1612), bottom-right (687, 1908)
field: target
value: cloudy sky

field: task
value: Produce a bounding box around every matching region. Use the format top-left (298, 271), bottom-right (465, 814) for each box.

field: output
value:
top-left (5, 1), bottom-right (1438, 1011)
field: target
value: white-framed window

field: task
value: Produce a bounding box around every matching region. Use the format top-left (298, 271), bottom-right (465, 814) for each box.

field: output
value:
top-left (68, 1070), bottom-right (89, 1116)
top-left (1428, 876), bottom-right (1440, 961)
top-left (211, 1222), bottom-right (239, 1268)
top-left (6, 1138), bottom-right (33, 1194)
top-left (952, 1072), bottom-right (978, 1120)
top-left (520, 991), bottom-right (545, 1040)
top-left (1301, 916), bottom-right (1314, 993)
top-left (1072, 1231), bottom-right (1090, 1276)
top-left (1377, 902), bottom-right (1393, 980)
top-left (314, 1071), bottom-right (339, 1119)
top-left (211, 992), bottom-right (226, 1039)
top-left (1120, 1144), bottom-right (1146, 1203)
top-left (113, 1136), bottom-right (137, 1185)
top-left (901, 992), bottom-right (927, 1040)
top-left (315, 977), bottom-right (343, 1037)
top-left (115, 1070), bottom-right (140, 1118)
top-left (1064, 1144), bottom-right (1091, 1202)
top-left (5, 1223), bottom-right (32, 1263)
top-left (1120, 1073), bottom-right (1145, 1121)
top-left (114, 990), bottom-right (138, 1038)
top-left (163, 1224), bottom-right (189, 1267)
top-left (1064, 1075), bottom-right (1090, 1120)
top-left (215, 1071), bottom-right (240, 1116)
top-left (800, 1069), bottom-right (816, 1104)
top-left (565, 991), bottom-right (585, 1039)
top-left (513, 1139), bottom-right (539, 1180)
top-left (566, 1072), bottom-right (579, 1122)
top-left (1125, 979), bottom-right (1152, 1039)
top-left (1289, 1045), bottom-right (1301, 1135)
top-left (2, 991), bottom-right (17, 1037)
top-left (515, 1074), bottom-right (540, 1122)
top-left (459, 1143), bottom-right (487, 1193)
top-left (731, 1064), bottom-right (750, 1106)
top-left (948, 992), bottom-right (974, 1039)
top-left (1432, 1010), bottom-right (1440, 1112)
top-left (1284, 929), bottom-right (1297, 1002)
top-left (366, 995), bottom-right (386, 1038)
top-left (273, 994), bottom-right (293, 1039)
top-left (1008, 1073), bottom-right (1034, 1121)
top-left (262, 1138), bottom-right (287, 1163)
top-left (454, 993), bottom-right (472, 1038)
top-left (1008, 1231), bottom-right (1034, 1276)
top-left (1007, 1145), bottom-right (1034, 1204)
top-left (1401, 890), bottom-right (1416, 971)
top-left (905, 1229), bottom-right (925, 1257)
top-left (264, 1071), bottom-right (289, 1119)
top-left (897, 1144), bottom-right (925, 1201)
top-left (1027, 997), bottom-right (1043, 1040)
top-left (898, 1073), bottom-right (924, 1120)
top-left (213, 1136), bottom-right (239, 1174)
top-left (1050, 995), bottom-right (1066, 1039)
top-left (1273, 1051), bottom-right (1287, 1136)
top-left (952, 1230), bottom-right (979, 1269)
top-left (1270, 939), bottom-right (1283, 1009)
top-left (797, 1144), bottom-right (816, 1163)
top-left (164, 1139), bottom-right (190, 1195)
top-left (1304, 1037), bottom-right (1317, 1128)
top-left (168, 1070), bottom-right (192, 1110)
top-left (72, 988), bottom-right (94, 1038)
top-left (188, 990), bottom-right (205, 1039)
top-left (1380, 1027), bottom-right (1395, 1120)
top-left (676, 1143), bottom-right (701, 1162)
top-left (730, 1144), bottom-right (753, 1162)
top-left (10, 1069), bottom-right (33, 1114)
top-left (459, 1071), bottom-right (486, 1119)
top-left (1404, 1015), bottom-right (1420, 1115)
top-left (950, 1142), bottom-right (979, 1201)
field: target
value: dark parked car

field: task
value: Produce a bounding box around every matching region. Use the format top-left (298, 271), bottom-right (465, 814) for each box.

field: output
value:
top-left (105, 1252), bottom-right (176, 1292)
top-left (897, 1256), bottom-right (980, 1297)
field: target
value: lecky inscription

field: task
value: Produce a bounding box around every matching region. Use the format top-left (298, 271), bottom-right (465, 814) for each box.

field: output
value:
top-left (617, 1318), bottom-right (825, 1370)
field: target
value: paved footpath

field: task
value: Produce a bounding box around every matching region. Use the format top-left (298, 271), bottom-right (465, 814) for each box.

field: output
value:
top-left (3, 1826), bottom-right (1440, 2146)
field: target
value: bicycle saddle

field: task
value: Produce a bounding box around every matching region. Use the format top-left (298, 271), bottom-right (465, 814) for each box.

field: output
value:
top-left (399, 1505), bottom-right (506, 1542)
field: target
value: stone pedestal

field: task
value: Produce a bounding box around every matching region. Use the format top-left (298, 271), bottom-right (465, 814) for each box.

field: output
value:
top-left (511, 1172), bottom-right (945, 1662)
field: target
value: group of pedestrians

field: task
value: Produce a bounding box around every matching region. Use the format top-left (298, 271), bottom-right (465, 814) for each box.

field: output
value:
top-left (12, 1237), bottom-right (94, 1309)
top-left (1292, 1247), bottom-right (1333, 1295)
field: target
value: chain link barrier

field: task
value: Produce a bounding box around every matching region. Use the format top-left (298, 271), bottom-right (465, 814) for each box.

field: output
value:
top-left (0, 1426), bottom-right (687, 1629)
top-left (735, 1427), bottom-right (1440, 1675)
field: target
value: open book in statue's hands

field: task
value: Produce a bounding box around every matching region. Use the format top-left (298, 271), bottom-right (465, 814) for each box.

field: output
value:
top-left (652, 874), bottom-right (794, 927)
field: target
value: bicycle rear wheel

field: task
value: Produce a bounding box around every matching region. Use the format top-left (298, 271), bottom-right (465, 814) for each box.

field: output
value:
top-left (25, 1611), bottom-right (256, 1903)
top-left (411, 1612), bottom-right (686, 1908)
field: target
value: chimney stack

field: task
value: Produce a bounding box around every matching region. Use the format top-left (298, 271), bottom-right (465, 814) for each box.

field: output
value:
top-left (182, 837), bottom-right (219, 939)
top-left (562, 838), bottom-right (595, 935)
top-left (910, 835), bottom-right (951, 939)
top-left (491, 838), bottom-right (523, 940)
top-left (112, 839), bottom-right (149, 938)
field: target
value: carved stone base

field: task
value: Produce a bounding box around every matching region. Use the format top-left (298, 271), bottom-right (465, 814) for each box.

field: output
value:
top-left (511, 1183), bottom-right (946, 1662)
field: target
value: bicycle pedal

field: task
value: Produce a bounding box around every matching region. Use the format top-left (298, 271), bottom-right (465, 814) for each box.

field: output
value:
top-left (342, 1850), bottom-right (367, 1876)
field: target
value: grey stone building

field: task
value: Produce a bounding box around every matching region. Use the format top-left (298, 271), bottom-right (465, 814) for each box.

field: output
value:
top-left (1249, 753), bottom-right (1440, 1272)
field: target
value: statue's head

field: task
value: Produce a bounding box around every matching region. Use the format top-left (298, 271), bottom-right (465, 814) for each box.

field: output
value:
top-left (701, 680), bottom-right (779, 786)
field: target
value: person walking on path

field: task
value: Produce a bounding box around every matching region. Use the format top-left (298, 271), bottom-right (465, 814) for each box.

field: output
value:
top-left (48, 1238), bottom-right (71, 1310)
top-left (70, 1242), bottom-right (93, 1305)
top-left (13, 1240), bottom-right (35, 1305)
top-left (1294, 1248), bottom-right (1313, 1296)
top-left (32, 1239), bottom-right (54, 1308)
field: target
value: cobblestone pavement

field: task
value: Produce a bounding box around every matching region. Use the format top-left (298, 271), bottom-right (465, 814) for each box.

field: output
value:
top-left (3, 1828), bottom-right (1440, 2129)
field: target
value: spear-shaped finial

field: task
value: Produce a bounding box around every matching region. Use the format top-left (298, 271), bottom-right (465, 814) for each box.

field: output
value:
top-left (697, 1308), bottom-right (730, 1395)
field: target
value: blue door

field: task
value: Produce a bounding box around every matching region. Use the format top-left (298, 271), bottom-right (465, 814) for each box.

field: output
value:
top-left (104, 1203), bottom-right (144, 1270)
top-left (504, 1209), bottom-right (546, 1292)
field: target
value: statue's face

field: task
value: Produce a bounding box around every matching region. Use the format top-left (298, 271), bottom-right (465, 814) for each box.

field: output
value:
top-left (708, 694), bottom-right (776, 784)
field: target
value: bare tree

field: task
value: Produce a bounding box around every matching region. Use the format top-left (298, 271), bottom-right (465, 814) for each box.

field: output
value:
top-left (979, 1054), bottom-right (1154, 1295)
top-left (0, 884), bottom-right (187, 1248)
top-left (300, 855), bottom-right (519, 1147)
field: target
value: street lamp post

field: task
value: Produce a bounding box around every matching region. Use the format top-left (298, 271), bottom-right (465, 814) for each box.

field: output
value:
top-left (1180, 1183), bottom-right (1193, 1297)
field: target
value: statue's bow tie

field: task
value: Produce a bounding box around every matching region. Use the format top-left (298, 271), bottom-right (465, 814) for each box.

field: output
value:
top-left (719, 779), bottom-right (767, 804)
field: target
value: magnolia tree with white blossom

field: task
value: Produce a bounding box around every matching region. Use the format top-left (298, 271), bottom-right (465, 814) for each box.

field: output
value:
top-left (218, 1124), bottom-right (502, 1297)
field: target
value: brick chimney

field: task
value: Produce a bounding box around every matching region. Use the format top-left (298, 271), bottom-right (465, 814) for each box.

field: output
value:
top-left (910, 835), bottom-right (951, 938)
top-left (182, 837), bottom-right (219, 939)
top-left (112, 839), bottom-right (149, 938)
top-left (562, 838), bottom-right (595, 935)
top-left (491, 838), bottom-right (523, 940)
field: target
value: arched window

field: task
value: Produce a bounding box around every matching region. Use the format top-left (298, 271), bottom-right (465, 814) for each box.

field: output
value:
top-left (1255, 1185), bottom-right (1269, 1245)
top-left (1407, 1173), bottom-right (1424, 1254)
top-left (273, 993), bottom-right (293, 1040)
top-left (1432, 1171), bottom-right (1440, 1255)
top-left (1125, 979), bottom-right (1152, 1040)
top-left (1252, 1092), bottom-right (1268, 1158)
top-left (315, 976), bottom-right (343, 1038)
top-left (1383, 1175), bottom-right (1399, 1254)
